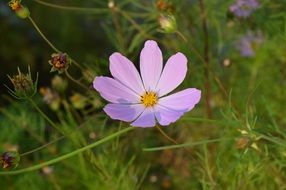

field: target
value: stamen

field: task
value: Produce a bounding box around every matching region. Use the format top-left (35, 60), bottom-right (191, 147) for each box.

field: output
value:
top-left (140, 91), bottom-right (158, 107)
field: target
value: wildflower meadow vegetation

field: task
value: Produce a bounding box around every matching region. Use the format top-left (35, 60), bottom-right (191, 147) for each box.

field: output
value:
top-left (0, 0), bottom-right (286, 189)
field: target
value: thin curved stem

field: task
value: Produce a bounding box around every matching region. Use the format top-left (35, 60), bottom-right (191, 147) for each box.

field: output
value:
top-left (28, 16), bottom-right (60, 53)
top-left (143, 138), bottom-right (232, 151)
top-left (117, 8), bottom-right (159, 41)
top-left (155, 125), bottom-right (178, 145)
top-left (0, 127), bottom-right (135, 175)
top-left (176, 31), bottom-right (187, 43)
top-left (65, 70), bottom-right (89, 90)
top-left (28, 98), bottom-right (62, 133)
top-left (155, 125), bottom-right (195, 157)
top-left (198, 0), bottom-right (212, 118)
top-left (28, 16), bottom-right (85, 71)
top-left (34, 0), bottom-right (108, 14)
top-left (20, 136), bottom-right (65, 156)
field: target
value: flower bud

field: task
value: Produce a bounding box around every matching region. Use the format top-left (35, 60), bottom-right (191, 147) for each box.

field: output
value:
top-left (70, 93), bottom-right (86, 109)
top-left (0, 151), bottom-right (20, 169)
top-left (51, 76), bottom-right (68, 93)
top-left (40, 87), bottom-right (61, 111)
top-left (235, 137), bottom-right (250, 149)
top-left (8, 0), bottom-right (30, 19)
top-left (158, 14), bottom-right (177, 33)
top-left (7, 67), bottom-right (38, 99)
top-left (108, 1), bottom-right (115, 9)
top-left (49, 53), bottom-right (71, 74)
top-left (156, 0), bottom-right (175, 14)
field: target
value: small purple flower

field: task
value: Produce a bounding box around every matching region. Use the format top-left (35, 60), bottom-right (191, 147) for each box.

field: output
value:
top-left (229, 0), bottom-right (259, 18)
top-left (93, 40), bottom-right (201, 128)
top-left (237, 31), bottom-right (263, 57)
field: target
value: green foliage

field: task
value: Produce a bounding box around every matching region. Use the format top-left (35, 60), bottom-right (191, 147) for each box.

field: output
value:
top-left (1, 0), bottom-right (286, 189)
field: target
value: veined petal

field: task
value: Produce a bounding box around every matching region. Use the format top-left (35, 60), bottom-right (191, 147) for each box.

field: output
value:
top-left (159, 88), bottom-right (201, 112)
top-left (93, 76), bottom-right (140, 104)
top-left (131, 108), bottom-right (156, 128)
top-left (156, 53), bottom-right (187, 97)
top-left (154, 105), bottom-right (185, 126)
top-left (110, 53), bottom-right (145, 95)
top-left (104, 104), bottom-right (145, 122)
top-left (140, 40), bottom-right (163, 91)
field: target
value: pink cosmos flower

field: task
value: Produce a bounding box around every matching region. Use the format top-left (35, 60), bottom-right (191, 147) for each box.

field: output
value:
top-left (93, 40), bottom-right (201, 127)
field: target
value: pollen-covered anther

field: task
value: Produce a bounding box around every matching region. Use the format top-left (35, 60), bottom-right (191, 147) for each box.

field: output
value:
top-left (140, 91), bottom-right (158, 107)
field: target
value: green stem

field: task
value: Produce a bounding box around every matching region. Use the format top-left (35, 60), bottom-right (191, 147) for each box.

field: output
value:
top-left (258, 134), bottom-right (286, 147)
top-left (20, 136), bottom-right (65, 156)
top-left (0, 126), bottom-right (135, 175)
top-left (176, 31), bottom-right (187, 43)
top-left (155, 125), bottom-right (178, 145)
top-left (34, 0), bottom-right (108, 14)
top-left (28, 16), bottom-right (85, 71)
top-left (143, 138), bottom-right (232, 151)
top-left (28, 98), bottom-right (61, 132)
top-left (28, 16), bottom-right (60, 53)
top-left (117, 8), bottom-right (158, 41)
top-left (65, 70), bottom-right (89, 90)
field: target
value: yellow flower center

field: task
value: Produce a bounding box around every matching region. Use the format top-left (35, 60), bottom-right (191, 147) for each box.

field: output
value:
top-left (140, 91), bottom-right (158, 107)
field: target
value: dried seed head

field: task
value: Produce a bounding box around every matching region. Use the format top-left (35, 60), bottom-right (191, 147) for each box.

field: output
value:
top-left (0, 151), bottom-right (20, 169)
top-left (49, 53), bottom-right (71, 74)
top-left (7, 67), bottom-right (38, 99)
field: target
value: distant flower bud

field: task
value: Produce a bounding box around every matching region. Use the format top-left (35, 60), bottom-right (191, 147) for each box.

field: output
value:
top-left (235, 137), bottom-right (250, 149)
top-left (158, 14), bottom-right (177, 33)
top-left (8, 0), bottom-right (30, 19)
top-left (51, 76), bottom-right (68, 93)
top-left (49, 53), bottom-right (71, 74)
top-left (0, 151), bottom-right (20, 169)
top-left (108, 1), bottom-right (115, 9)
top-left (7, 67), bottom-right (38, 99)
top-left (156, 0), bottom-right (175, 14)
top-left (39, 87), bottom-right (61, 111)
top-left (70, 93), bottom-right (86, 109)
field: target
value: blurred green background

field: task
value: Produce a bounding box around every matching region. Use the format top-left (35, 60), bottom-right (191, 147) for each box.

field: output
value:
top-left (1, 0), bottom-right (286, 189)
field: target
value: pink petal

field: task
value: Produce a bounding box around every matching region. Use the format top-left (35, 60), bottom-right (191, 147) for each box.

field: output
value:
top-left (154, 105), bottom-right (185, 126)
top-left (140, 40), bottom-right (163, 91)
top-left (131, 108), bottom-right (156, 127)
top-left (156, 53), bottom-right (187, 97)
top-left (104, 103), bottom-right (145, 122)
top-left (93, 76), bottom-right (140, 104)
top-left (110, 53), bottom-right (145, 95)
top-left (159, 88), bottom-right (201, 111)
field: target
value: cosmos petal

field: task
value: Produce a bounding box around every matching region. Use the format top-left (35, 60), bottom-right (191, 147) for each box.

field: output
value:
top-left (93, 76), bottom-right (140, 104)
top-left (156, 53), bottom-right (187, 97)
top-left (140, 40), bottom-right (163, 91)
top-left (131, 108), bottom-right (156, 128)
top-left (154, 105), bottom-right (185, 126)
top-left (110, 53), bottom-right (145, 95)
top-left (103, 103), bottom-right (145, 122)
top-left (159, 88), bottom-right (201, 112)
